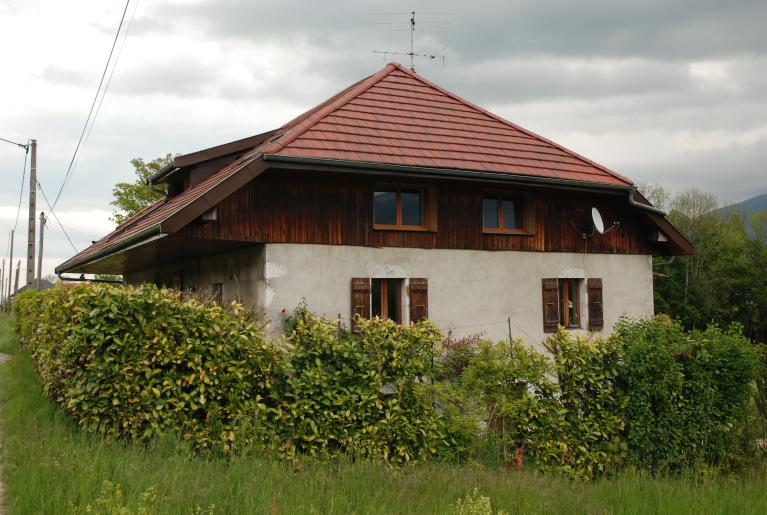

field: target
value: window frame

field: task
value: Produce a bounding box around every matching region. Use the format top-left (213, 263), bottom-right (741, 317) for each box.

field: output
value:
top-left (371, 278), bottom-right (403, 323)
top-left (372, 185), bottom-right (436, 232)
top-left (558, 278), bottom-right (581, 329)
top-left (481, 192), bottom-right (534, 235)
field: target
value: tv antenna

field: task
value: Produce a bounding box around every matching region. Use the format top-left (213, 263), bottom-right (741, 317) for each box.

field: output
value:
top-left (373, 11), bottom-right (446, 73)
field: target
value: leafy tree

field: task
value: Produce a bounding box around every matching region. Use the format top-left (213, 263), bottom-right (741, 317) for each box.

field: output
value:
top-left (750, 210), bottom-right (767, 244)
top-left (637, 182), bottom-right (672, 211)
top-left (110, 154), bottom-right (174, 224)
top-left (652, 187), bottom-right (767, 342)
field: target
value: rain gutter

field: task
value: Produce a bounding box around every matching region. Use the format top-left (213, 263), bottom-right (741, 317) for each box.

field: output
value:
top-left (279, 156), bottom-right (627, 192)
top-left (55, 225), bottom-right (163, 274)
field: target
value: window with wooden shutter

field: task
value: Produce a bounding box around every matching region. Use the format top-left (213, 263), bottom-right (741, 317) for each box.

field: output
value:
top-left (351, 278), bottom-right (371, 322)
top-left (542, 278), bottom-right (559, 333)
top-left (408, 278), bottom-right (428, 322)
top-left (587, 278), bottom-right (604, 331)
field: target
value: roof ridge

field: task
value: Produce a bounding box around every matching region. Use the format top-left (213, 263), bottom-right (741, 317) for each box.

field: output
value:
top-left (385, 63), bottom-right (634, 186)
top-left (263, 63), bottom-right (401, 155)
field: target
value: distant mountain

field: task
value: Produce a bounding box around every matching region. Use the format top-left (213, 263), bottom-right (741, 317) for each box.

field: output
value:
top-left (717, 193), bottom-right (767, 217)
top-left (715, 193), bottom-right (767, 237)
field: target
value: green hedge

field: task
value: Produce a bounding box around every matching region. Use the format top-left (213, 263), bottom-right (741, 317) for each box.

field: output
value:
top-left (277, 308), bottom-right (456, 463)
top-left (13, 285), bottom-right (760, 475)
top-left (14, 284), bottom-right (280, 453)
top-left (13, 284), bottom-right (457, 462)
top-left (455, 318), bottom-right (759, 479)
top-left (616, 318), bottom-right (759, 472)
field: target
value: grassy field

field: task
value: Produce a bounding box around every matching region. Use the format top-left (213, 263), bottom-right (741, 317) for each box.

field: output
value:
top-left (1, 315), bottom-right (766, 514)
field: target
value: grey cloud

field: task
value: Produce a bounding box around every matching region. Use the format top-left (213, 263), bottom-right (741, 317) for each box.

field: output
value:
top-left (110, 58), bottom-right (225, 97)
top-left (624, 138), bottom-right (767, 204)
top-left (40, 65), bottom-right (93, 87)
top-left (144, 0), bottom-right (767, 62)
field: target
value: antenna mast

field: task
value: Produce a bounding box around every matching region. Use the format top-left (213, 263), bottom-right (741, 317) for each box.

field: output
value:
top-left (373, 11), bottom-right (445, 73)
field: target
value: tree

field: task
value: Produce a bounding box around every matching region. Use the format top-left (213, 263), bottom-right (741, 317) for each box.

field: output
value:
top-left (110, 154), bottom-right (174, 224)
top-left (750, 210), bottom-right (767, 244)
top-left (652, 187), bottom-right (767, 342)
top-left (637, 182), bottom-right (672, 212)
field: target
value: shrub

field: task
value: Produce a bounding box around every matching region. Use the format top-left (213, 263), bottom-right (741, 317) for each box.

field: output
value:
top-left (461, 339), bottom-right (552, 467)
top-left (13, 286), bottom-right (462, 463)
top-left (276, 310), bottom-right (460, 463)
top-left (459, 319), bottom-right (758, 479)
top-left (538, 331), bottom-right (627, 479)
top-left (15, 284), bottom-right (280, 453)
top-left (615, 318), bottom-right (759, 472)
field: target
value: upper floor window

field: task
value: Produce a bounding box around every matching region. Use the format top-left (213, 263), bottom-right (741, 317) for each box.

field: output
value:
top-left (374, 187), bottom-right (431, 230)
top-left (482, 194), bottom-right (526, 233)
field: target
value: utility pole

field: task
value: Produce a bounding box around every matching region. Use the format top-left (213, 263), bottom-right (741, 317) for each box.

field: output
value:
top-left (7, 229), bottom-right (14, 312)
top-left (36, 212), bottom-right (46, 289)
top-left (0, 258), bottom-right (5, 309)
top-left (26, 139), bottom-right (37, 287)
top-left (13, 260), bottom-right (20, 297)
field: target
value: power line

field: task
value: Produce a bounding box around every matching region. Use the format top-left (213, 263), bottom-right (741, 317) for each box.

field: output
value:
top-left (71, 0), bottom-right (140, 180)
top-left (12, 145), bottom-right (29, 232)
top-left (37, 181), bottom-right (78, 254)
top-left (0, 136), bottom-right (29, 149)
top-left (51, 0), bottom-right (131, 211)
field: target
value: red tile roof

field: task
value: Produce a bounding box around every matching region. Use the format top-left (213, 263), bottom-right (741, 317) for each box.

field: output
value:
top-left (56, 147), bottom-right (267, 273)
top-left (263, 62), bottom-right (633, 187)
top-left (57, 62), bottom-right (638, 273)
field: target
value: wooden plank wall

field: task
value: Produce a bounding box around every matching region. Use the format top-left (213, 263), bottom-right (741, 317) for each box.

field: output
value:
top-left (178, 169), bottom-right (656, 254)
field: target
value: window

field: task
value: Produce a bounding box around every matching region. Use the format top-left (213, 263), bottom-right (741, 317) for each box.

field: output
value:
top-left (374, 188), bottom-right (430, 230)
top-left (371, 278), bottom-right (403, 323)
top-left (482, 194), bottom-right (528, 234)
top-left (351, 277), bottom-right (429, 326)
top-left (558, 278), bottom-right (581, 328)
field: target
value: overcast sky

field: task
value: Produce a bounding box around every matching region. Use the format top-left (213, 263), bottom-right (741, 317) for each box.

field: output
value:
top-left (1, 0), bottom-right (765, 279)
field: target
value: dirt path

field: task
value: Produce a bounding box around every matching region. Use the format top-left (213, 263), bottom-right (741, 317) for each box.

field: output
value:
top-left (0, 352), bottom-right (10, 515)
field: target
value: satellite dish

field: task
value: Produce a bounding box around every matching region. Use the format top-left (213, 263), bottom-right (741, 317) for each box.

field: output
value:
top-left (591, 207), bottom-right (605, 234)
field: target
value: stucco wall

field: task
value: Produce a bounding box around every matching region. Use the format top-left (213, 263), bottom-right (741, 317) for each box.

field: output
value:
top-left (263, 243), bottom-right (654, 349)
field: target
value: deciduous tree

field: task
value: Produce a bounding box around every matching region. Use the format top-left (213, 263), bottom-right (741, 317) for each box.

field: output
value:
top-left (110, 154), bottom-right (174, 224)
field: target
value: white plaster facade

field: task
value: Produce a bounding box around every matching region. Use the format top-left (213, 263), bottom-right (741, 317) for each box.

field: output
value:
top-left (127, 243), bottom-right (653, 348)
top-left (262, 243), bottom-right (653, 349)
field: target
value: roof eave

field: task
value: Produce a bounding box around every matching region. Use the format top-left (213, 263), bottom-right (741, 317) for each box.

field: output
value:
top-left (261, 154), bottom-right (634, 193)
top-left (55, 225), bottom-right (163, 274)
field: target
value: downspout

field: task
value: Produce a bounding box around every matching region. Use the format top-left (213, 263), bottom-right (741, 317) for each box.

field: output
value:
top-left (147, 179), bottom-right (168, 199)
top-left (627, 187), bottom-right (667, 216)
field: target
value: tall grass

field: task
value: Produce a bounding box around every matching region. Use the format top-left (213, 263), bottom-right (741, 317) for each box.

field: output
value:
top-left (0, 315), bottom-right (766, 514)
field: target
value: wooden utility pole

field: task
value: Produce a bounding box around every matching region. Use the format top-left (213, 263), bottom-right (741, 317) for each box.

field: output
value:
top-left (7, 229), bottom-right (14, 311)
top-left (26, 139), bottom-right (37, 287)
top-left (36, 212), bottom-right (46, 289)
top-left (13, 260), bottom-right (20, 296)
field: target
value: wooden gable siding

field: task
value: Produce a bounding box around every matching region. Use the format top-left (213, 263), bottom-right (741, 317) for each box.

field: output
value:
top-left (177, 169), bottom-right (656, 254)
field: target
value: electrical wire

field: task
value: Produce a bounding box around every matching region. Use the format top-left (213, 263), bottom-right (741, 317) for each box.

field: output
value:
top-left (0, 136), bottom-right (28, 149)
top-left (37, 181), bottom-right (78, 254)
top-left (51, 0), bottom-right (131, 210)
top-left (12, 146), bottom-right (29, 232)
top-left (71, 0), bottom-right (140, 182)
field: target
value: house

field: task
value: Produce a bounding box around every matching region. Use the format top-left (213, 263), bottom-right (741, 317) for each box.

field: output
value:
top-left (9, 278), bottom-right (56, 301)
top-left (55, 62), bottom-right (691, 346)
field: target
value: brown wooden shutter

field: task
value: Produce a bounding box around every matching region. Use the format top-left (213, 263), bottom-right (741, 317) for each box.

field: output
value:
top-left (542, 278), bottom-right (559, 333)
top-left (409, 278), bottom-right (429, 322)
top-left (587, 278), bottom-right (604, 331)
top-left (351, 278), bottom-right (371, 322)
